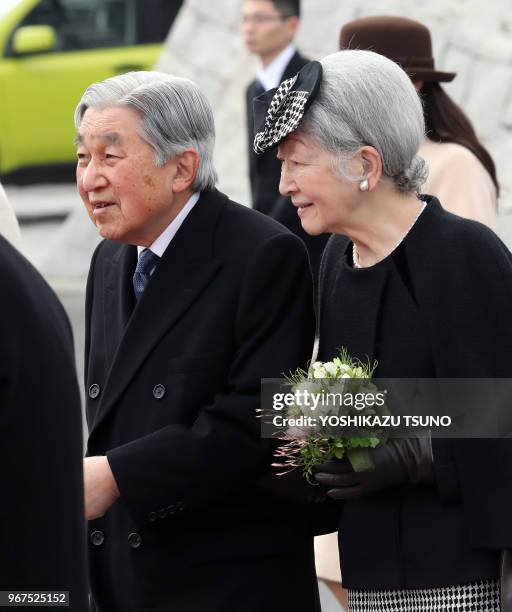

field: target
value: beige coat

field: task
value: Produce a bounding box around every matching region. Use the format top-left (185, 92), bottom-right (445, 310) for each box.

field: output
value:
top-left (0, 183), bottom-right (22, 250)
top-left (420, 139), bottom-right (497, 229)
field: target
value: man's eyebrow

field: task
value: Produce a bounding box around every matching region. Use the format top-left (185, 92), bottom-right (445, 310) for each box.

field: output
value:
top-left (101, 132), bottom-right (122, 145)
top-left (73, 132), bottom-right (123, 146)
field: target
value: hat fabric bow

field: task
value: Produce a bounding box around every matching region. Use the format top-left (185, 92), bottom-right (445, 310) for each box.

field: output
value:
top-left (253, 61), bottom-right (323, 154)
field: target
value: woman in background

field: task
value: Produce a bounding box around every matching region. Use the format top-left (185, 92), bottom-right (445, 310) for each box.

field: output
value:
top-left (340, 15), bottom-right (498, 229)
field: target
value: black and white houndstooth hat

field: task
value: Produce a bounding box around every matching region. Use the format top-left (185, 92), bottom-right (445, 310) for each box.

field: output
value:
top-left (252, 61), bottom-right (323, 155)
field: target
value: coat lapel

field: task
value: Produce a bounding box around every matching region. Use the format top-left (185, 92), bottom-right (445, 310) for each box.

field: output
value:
top-left (102, 244), bottom-right (137, 366)
top-left (282, 51), bottom-right (309, 81)
top-left (90, 190), bottom-right (227, 434)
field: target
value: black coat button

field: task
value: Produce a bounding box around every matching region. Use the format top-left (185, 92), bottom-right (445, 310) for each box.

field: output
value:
top-left (153, 384), bottom-right (166, 400)
top-left (88, 384), bottom-right (101, 399)
top-left (148, 511), bottom-right (157, 522)
top-left (158, 508), bottom-right (167, 519)
top-left (128, 532), bottom-right (142, 549)
top-left (167, 505), bottom-right (176, 515)
top-left (90, 530), bottom-right (105, 546)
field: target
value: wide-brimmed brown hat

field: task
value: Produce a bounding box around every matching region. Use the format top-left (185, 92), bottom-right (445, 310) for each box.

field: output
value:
top-left (339, 16), bottom-right (456, 83)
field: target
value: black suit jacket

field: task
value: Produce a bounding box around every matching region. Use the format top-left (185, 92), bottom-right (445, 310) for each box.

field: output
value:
top-left (317, 197), bottom-right (512, 590)
top-left (0, 237), bottom-right (88, 610)
top-left (85, 190), bottom-right (324, 611)
top-left (246, 51), bottom-right (329, 287)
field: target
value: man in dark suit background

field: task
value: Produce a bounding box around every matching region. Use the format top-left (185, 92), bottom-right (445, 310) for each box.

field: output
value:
top-left (76, 71), bottom-right (322, 611)
top-left (0, 237), bottom-right (88, 610)
top-left (242, 0), bottom-right (328, 286)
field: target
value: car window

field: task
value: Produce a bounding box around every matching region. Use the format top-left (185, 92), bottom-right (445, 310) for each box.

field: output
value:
top-left (135, 0), bottom-right (183, 44)
top-left (16, 0), bottom-right (137, 51)
top-left (8, 0), bottom-right (184, 54)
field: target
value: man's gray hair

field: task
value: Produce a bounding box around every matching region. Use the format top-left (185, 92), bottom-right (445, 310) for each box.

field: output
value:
top-left (300, 50), bottom-right (428, 193)
top-left (74, 71), bottom-right (218, 191)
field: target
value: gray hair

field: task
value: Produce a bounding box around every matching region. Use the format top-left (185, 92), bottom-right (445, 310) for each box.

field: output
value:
top-left (74, 71), bottom-right (218, 191)
top-left (300, 50), bottom-right (428, 193)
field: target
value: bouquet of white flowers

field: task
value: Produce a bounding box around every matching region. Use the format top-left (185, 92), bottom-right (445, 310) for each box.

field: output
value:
top-left (272, 348), bottom-right (389, 484)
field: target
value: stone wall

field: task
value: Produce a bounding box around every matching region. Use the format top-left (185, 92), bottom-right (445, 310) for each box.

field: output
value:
top-left (157, 0), bottom-right (512, 217)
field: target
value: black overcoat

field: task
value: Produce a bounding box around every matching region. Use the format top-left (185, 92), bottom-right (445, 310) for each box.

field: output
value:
top-left (85, 190), bottom-right (323, 611)
top-left (317, 197), bottom-right (512, 589)
top-left (0, 237), bottom-right (88, 610)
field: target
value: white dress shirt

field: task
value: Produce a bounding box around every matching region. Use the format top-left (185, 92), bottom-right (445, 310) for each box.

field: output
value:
top-left (256, 44), bottom-right (297, 91)
top-left (137, 191), bottom-right (200, 263)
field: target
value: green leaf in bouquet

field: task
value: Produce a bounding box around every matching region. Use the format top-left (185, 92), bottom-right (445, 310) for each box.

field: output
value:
top-left (334, 446), bottom-right (345, 460)
top-left (348, 437), bottom-right (380, 449)
top-left (288, 405), bottom-right (303, 417)
top-left (347, 447), bottom-right (375, 472)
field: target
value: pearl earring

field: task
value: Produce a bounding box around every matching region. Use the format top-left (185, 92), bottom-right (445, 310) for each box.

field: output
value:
top-left (359, 179), bottom-right (369, 192)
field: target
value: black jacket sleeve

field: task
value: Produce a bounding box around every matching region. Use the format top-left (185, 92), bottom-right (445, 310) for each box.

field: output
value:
top-left (424, 220), bottom-right (512, 548)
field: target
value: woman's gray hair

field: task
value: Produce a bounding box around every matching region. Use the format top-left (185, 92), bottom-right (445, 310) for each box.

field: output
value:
top-left (74, 71), bottom-right (218, 191)
top-left (300, 50), bottom-right (428, 193)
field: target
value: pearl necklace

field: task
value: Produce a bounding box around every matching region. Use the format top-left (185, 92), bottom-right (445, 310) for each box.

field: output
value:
top-left (352, 201), bottom-right (427, 269)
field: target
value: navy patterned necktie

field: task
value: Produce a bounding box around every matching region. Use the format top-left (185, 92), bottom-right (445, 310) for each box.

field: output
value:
top-left (133, 248), bottom-right (160, 301)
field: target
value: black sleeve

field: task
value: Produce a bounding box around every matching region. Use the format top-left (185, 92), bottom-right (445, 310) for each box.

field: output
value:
top-left (425, 225), bottom-right (512, 548)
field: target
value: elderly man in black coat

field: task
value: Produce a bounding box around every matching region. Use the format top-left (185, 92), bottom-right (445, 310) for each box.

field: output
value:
top-left (76, 71), bottom-right (323, 611)
top-left (0, 237), bottom-right (88, 610)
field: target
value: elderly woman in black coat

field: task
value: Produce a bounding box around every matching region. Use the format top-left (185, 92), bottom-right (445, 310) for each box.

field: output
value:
top-left (254, 50), bottom-right (512, 611)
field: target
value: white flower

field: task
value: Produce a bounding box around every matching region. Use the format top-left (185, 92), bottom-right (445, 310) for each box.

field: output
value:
top-left (313, 367), bottom-right (327, 379)
top-left (341, 373), bottom-right (351, 379)
top-left (312, 361), bottom-right (323, 369)
top-left (323, 361), bottom-right (338, 376)
top-left (339, 363), bottom-right (351, 372)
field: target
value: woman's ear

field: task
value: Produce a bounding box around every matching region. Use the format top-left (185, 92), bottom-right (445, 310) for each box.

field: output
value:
top-left (358, 146), bottom-right (383, 191)
top-left (170, 150), bottom-right (200, 193)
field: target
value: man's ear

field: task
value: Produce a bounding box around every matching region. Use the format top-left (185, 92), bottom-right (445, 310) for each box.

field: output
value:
top-left (286, 16), bottom-right (300, 38)
top-left (170, 150), bottom-right (200, 193)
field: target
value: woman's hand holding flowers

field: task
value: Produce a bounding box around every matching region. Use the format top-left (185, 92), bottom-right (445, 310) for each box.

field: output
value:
top-left (314, 436), bottom-right (434, 500)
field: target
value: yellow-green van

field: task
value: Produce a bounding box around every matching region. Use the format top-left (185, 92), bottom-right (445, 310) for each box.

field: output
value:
top-left (0, 0), bottom-right (182, 176)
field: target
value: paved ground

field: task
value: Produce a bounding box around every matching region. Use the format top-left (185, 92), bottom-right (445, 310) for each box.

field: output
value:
top-left (9, 181), bottom-right (512, 612)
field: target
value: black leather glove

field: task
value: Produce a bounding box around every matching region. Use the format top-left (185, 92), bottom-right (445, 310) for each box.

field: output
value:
top-left (314, 436), bottom-right (434, 500)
